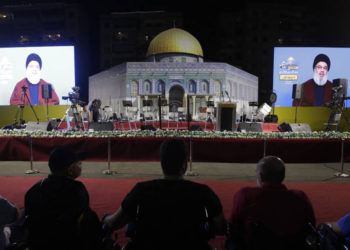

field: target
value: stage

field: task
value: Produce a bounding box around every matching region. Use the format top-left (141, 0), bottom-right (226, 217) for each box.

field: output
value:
top-left (0, 133), bottom-right (349, 163)
top-left (1, 105), bottom-right (350, 165)
top-left (2, 128), bottom-right (350, 250)
top-left (1, 105), bottom-right (350, 132)
top-left (56, 120), bottom-right (280, 132)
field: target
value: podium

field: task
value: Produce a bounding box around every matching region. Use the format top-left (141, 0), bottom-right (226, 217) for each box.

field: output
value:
top-left (216, 102), bottom-right (236, 131)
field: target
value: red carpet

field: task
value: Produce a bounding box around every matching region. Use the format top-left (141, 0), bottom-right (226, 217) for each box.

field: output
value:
top-left (3, 176), bottom-right (350, 249)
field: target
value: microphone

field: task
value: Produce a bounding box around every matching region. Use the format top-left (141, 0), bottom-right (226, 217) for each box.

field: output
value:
top-left (42, 84), bottom-right (52, 99)
top-left (225, 91), bottom-right (231, 102)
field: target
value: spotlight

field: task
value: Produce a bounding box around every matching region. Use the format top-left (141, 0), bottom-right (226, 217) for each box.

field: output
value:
top-left (256, 103), bottom-right (272, 117)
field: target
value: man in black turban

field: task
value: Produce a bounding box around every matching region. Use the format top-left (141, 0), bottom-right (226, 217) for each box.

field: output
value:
top-left (292, 53), bottom-right (332, 106)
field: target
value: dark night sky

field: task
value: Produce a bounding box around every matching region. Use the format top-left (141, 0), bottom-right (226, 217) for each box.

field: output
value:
top-left (81, 0), bottom-right (350, 53)
top-left (3, 0), bottom-right (349, 102)
top-left (75, 0), bottom-right (350, 102)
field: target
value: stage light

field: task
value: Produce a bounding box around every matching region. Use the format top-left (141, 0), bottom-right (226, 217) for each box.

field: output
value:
top-left (256, 103), bottom-right (271, 117)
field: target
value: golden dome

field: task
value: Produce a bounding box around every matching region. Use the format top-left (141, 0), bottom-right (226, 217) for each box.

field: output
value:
top-left (146, 28), bottom-right (203, 57)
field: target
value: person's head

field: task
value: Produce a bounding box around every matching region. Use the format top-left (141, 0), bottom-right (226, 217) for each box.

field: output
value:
top-left (160, 138), bottom-right (188, 178)
top-left (92, 99), bottom-right (101, 107)
top-left (313, 54), bottom-right (330, 86)
top-left (256, 155), bottom-right (285, 187)
top-left (25, 53), bottom-right (42, 84)
top-left (48, 147), bottom-right (87, 179)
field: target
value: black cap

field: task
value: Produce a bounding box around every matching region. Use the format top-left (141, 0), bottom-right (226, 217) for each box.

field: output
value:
top-left (48, 147), bottom-right (87, 172)
top-left (26, 53), bottom-right (42, 69)
top-left (313, 54), bottom-right (330, 71)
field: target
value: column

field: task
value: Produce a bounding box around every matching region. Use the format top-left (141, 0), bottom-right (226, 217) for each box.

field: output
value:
top-left (165, 93), bottom-right (169, 115)
top-left (184, 93), bottom-right (187, 116)
top-left (192, 96), bottom-right (196, 120)
top-left (137, 95), bottom-right (141, 119)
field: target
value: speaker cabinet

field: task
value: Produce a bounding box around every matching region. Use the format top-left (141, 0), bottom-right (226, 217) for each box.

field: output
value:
top-left (292, 84), bottom-right (303, 99)
top-left (290, 123), bottom-right (311, 132)
top-left (333, 78), bottom-right (348, 99)
top-left (237, 122), bottom-right (263, 132)
top-left (26, 120), bottom-right (57, 131)
top-left (141, 125), bottom-right (156, 131)
top-left (264, 114), bottom-right (278, 123)
top-left (143, 100), bottom-right (153, 106)
top-left (88, 122), bottom-right (114, 131)
top-left (189, 124), bottom-right (203, 131)
top-left (41, 84), bottom-right (52, 99)
top-left (122, 101), bottom-right (132, 107)
top-left (278, 122), bottom-right (292, 132)
top-left (278, 122), bottom-right (311, 132)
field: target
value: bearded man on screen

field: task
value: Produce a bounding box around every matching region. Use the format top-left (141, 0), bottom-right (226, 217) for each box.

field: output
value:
top-left (292, 53), bottom-right (332, 107)
top-left (10, 53), bottom-right (59, 105)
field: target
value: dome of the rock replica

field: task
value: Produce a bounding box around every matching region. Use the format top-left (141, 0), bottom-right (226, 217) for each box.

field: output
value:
top-left (146, 28), bottom-right (203, 57)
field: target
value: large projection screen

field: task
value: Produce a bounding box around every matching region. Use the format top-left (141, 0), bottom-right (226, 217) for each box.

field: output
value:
top-left (273, 47), bottom-right (350, 107)
top-left (0, 46), bottom-right (75, 105)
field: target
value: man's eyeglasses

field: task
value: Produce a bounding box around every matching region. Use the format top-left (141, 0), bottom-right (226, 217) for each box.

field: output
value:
top-left (315, 65), bottom-right (328, 70)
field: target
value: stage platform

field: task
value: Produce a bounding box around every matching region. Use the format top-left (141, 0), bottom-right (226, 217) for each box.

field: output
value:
top-left (57, 121), bottom-right (280, 132)
top-left (0, 135), bottom-right (349, 163)
top-left (2, 105), bottom-right (350, 132)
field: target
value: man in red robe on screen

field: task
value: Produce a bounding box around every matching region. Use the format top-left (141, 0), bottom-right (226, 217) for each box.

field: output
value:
top-left (10, 53), bottom-right (59, 105)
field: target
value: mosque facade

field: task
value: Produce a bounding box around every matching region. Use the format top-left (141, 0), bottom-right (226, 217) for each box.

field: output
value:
top-left (89, 28), bottom-right (258, 121)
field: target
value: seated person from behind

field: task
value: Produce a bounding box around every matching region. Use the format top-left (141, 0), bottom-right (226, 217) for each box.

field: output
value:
top-left (0, 195), bottom-right (22, 249)
top-left (24, 147), bottom-right (101, 250)
top-left (10, 53), bottom-right (59, 105)
top-left (228, 156), bottom-right (315, 250)
top-left (102, 138), bottom-right (227, 250)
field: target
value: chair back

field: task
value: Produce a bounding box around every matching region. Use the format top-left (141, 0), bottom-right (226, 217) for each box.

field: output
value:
top-left (247, 221), bottom-right (310, 250)
top-left (315, 223), bottom-right (349, 250)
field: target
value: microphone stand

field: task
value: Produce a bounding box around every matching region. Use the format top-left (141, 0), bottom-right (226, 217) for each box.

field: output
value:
top-left (13, 86), bottom-right (27, 128)
top-left (21, 86), bottom-right (40, 124)
top-left (294, 98), bottom-right (302, 123)
top-left (225, 91), bottom-right (232, 103)
top-left (187, 95), bottom-right (190, 130)
top-left (46, 98), bottom-right (49, 121)
top-left (13, 104), bottom-right (24, 129)
top-left (294, 104), bottom-right (298, 123)
top-left (19, 86), bottom-right (40, 174)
